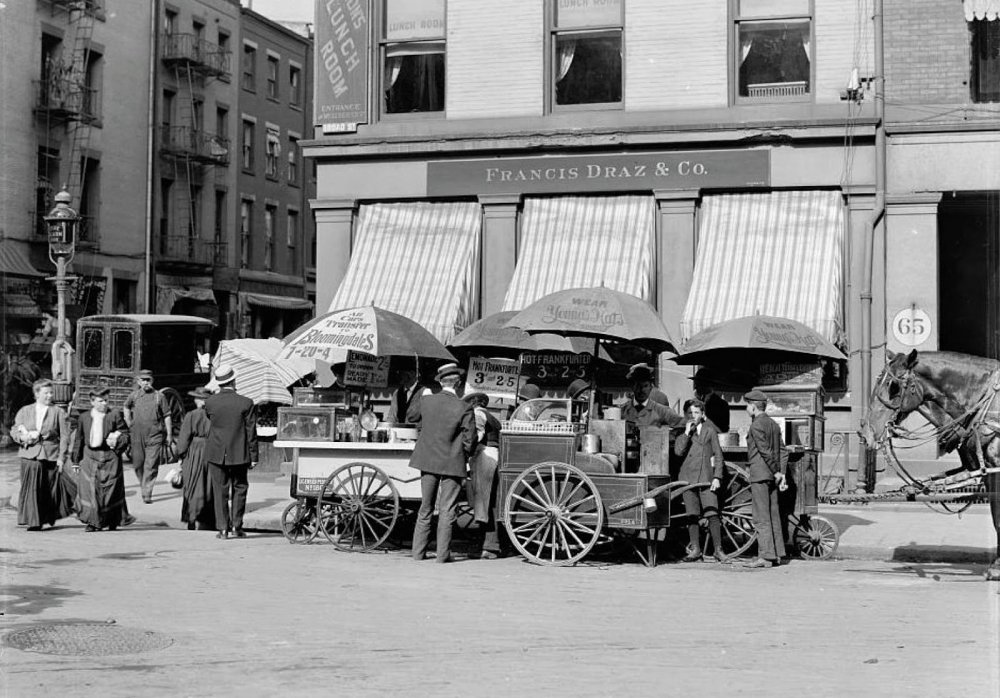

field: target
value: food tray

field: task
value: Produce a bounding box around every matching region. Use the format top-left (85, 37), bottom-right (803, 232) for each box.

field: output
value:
top-left (501, 420), bottom-right (585, 435)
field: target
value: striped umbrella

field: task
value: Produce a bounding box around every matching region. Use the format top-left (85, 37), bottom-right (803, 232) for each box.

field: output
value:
top-left (211, 338), bottom-right (313, 405)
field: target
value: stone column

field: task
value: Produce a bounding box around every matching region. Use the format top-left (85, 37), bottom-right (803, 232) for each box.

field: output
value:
top-left (310, 198), bottom-right (357, 314)
top-left (478, 194), bottom-right (521, 316)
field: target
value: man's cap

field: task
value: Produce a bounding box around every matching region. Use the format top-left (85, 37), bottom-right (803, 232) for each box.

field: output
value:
top-left (88, 386), bottom-right (111, 399)
top-left (518, 383), bottom-right (541, 401)
top-left (434, 362), bottom-right (464, 381)
top-left (744, 389), bottom-right (768, 402)
top-left (626, 363), bottom-right (655, 382)
top-left (136, 369), bottom-right (154, 380)
top-left (567, 378), bottom-right (591, 400)
top-left (463, 390), bottom-right (489, 406)
top-left (215, 363), bottom-right (236, 385)
top-left (188, 386), bottom-right (212, 400)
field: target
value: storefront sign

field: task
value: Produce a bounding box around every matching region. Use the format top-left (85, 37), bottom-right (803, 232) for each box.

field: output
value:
top-left (385, 0), bottom-right (445, 40)
top-left (555, 0), bottom-right (622, 28)
top-left (892, 307), bottom-right (932, 347)
top-left (465, 356), bottom-right (519, 399)
top-left (427, 150), bottom-right (770, 196)
top-left (520, 352), bottom-right (592, 388)
top-left (344, 350), bottom-right (389, 388)
top-left (314, 0), bottom-right (369, 130)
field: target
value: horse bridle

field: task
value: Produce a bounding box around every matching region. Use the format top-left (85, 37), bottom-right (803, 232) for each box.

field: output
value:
top-left (872, 365), bottom-right (923, 414)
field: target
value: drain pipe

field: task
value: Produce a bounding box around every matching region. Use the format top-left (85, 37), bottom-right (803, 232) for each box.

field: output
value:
top-left (143, 1), bottom-right (159, 312)
top-left (859, 0), bottom-right (887, 492)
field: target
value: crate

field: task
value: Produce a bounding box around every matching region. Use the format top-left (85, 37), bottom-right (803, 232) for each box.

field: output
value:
top-left (499, 432), bottom-right (578, 471)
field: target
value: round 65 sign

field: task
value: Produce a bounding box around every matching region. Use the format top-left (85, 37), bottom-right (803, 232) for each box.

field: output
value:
top-left (892, 307), bottom-right (932, 347)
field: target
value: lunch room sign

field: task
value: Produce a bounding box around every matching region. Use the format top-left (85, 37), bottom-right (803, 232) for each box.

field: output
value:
top-left (427, 150), bottom-right (770, 196)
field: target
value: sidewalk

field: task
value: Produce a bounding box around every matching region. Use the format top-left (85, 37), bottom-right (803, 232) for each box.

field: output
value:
top-left (1, 447), bottom-right (996, 563)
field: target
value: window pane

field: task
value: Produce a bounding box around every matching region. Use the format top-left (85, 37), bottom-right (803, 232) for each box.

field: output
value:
top-left (385, 0), bottom-right (445, 40)
top-left (111, 329), bottom-right (134, 370)
top-left (738, 20), bottom-right (810, 97)
top-left (739, 0), bottom-right (810, 17)
top-left (972, 20), bottom-right (1000, 103)
top-left (82, 328), bottom-right (103, 368)
top-left (555, 0), bottom-right (622, 29)
top-left (384, 49), bottom-right (445, 113)
top-left (555, 34), bottom-right (622, 106)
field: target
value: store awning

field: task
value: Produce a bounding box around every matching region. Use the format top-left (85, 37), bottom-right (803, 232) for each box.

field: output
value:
top-left (681, 190), bottom-right (846, 346)
top-left (329, 201), bottom-right (481, 343)
top-left (502, 195), bottom-right (655, 311)
top-left (156, 286), bottom-right (217, 314)
top-left (245, 292), bottom-right (312, 311)
top-left (0, 245), bottom-right (44, 277)
top-left (965, 0), bottom-right (1000, 20)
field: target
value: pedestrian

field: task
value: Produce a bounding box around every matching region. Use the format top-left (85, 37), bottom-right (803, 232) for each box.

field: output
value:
top-left (620, 363), bottom-right (686, 428)
top-left (464, 391), bottom-right (504, 559)
top-left (408, 362), bottom-right (477, 563)
top-left (71, 387), bottom-right (131, 532)
top-left (674, 398), bottom-right (727, 562)
top-left (204, 364), bottom-right (257, 539)
top-left (743, 389), bottom-right (788, 568)
top-left (692, 368), bottom-right (731, 433)
top-left (123, 369), bottom-right (173, 503)
top-left (10, 378), bottom-right (74, 530)
top-left (176, 386), bottom-right (216, 531)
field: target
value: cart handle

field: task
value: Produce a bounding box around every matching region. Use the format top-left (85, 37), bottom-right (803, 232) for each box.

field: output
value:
top-left (606, 480), bottom-right (710, 515)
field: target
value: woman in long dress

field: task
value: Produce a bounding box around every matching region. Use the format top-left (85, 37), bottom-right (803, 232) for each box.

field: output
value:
top-left (176, 387), bottom-right (216, 530)
top-left (72, 387), bottom-right (130, 532)
top-left (10, 378), bottom-right (73, 530)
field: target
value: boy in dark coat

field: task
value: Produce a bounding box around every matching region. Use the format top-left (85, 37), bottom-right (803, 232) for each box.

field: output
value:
top-left (674, 399), bottom-right (727, 562)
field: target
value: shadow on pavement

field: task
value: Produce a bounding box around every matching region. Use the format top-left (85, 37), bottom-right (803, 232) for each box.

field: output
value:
top-left (890, 544), bottom-right (993, 564)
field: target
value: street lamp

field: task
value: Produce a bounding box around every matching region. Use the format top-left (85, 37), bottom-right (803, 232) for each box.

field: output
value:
top-left (43, 188), bottom-right (79, 394)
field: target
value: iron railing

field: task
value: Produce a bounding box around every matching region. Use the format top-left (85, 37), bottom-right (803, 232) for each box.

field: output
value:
top-left (160, 125), bottom-right (230, 165)
top-left (161, 33), bottom-right (231, 77)
top-left (33, 78), bottom-right (100, 122)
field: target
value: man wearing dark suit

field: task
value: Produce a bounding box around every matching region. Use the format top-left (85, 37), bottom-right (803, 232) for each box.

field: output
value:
top-left (408, 363), bottom-right (477, 563)
top-left (389, 367), bottom-right (424, 424)
top-left (204, 364), bottom-right (258, 539)
top-left (692, 368), bottom-right (731, 434)
top-left (743, 389), bottom-right (788, 568)
top-left (674, 399), bottom-right (727, 562)
top-left (619, 363), bottom-right (686, 429)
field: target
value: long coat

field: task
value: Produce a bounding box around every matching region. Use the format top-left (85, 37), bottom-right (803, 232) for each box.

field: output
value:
top-left (746, 413), bottom-right (788, 483)
top-left (407, 390), bottom-right (477, 478)
top-left (674, 420), bottom-right (726, 484)
top-left (72, 409), bottom-right (129, 529)
top-left (11, 403), bottom-right (70, 462)
top-left (204, 388), bottom-right (258, 466)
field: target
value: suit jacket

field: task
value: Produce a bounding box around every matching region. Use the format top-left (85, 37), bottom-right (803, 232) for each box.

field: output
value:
top-left (11, 403), bottom-right (70, 462)
top-left (746, 413), bottom-right (788, 483)
top-left (407, 390), bottom-right (477, 478)
top-left (72, 409), bottom-right (129, 464)
top-left (674, 420), bottom-right (725, 483)
top-left (389, 382), bottom-right (426, 424)
top-left (204, 388), bottom-right (258, 465)
top-left (704, 392), bottom-right (731, 434)
top-left (620, 399), bottom-right (686, 429)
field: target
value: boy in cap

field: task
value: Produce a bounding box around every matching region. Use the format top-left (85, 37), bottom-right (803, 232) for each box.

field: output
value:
top-left (743, 389), bottom-right (788, 568)
top-left (620, 363), bottom-right (686, 429)
top-left (123, 369), bottom-right (173, 503)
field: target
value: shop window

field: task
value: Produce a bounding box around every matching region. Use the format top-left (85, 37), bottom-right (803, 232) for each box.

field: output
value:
top-left (551, 0), bottom-right (623, 109)
top-left (971, 18), bottom-right (1000, 103)
top-left (111, 329), bottom-right (134, 371)
top-left (381, 0), bottom-right (446, 115)
top-left (734, 0), bottom-right (812, 103)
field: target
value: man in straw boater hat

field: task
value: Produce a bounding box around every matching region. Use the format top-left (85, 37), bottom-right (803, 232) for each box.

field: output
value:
top-left (408, 362), bottom-right (478, 563)
top-left (123, 369), bottom-right (173, 503)
top-left (742, 389), bottom-right (788, 568)
top-left (204, 364), bottom-right (258, 540)
top-left (71, 387), bottom-right (131, 532)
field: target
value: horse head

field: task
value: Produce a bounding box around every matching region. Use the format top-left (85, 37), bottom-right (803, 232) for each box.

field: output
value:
top-left (860, 349), bottom-right (928, 447)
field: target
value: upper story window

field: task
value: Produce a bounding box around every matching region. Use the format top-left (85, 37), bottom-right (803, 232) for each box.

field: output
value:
top-left (266, 55), bottom-right (279, 99)
top-left (241, 119), bottom-right (255, 171)
top-left (381, 0), bottom-right (446, 115)
top-left (164, 9), bottom-right (177, 36)
top-left (551, 0), bottom-right (623, 109)
top-left (287, 136), bottom-right (299, 185)
top-left (289, 64), bottom-right (302, 107)
top-left (971, 17), bottom-right (1000, 103)
top-left (265, 126), bottom-right (280, 179)
top-left (242, 43), bottom-right (256, 91)
top-left (734, 0), bottom-right (813, 103)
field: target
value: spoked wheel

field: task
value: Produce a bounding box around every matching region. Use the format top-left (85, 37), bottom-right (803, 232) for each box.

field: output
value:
top-left (503, 461), bottom-right (604, 566)
top-left (793, 514), bottom-right (840, 560)
top-left (280, 499), bottom-right (318, 544)
top-left (702, 461), bottom-right (757, 559)
top-left (316, 462), bottom-right (400, 552)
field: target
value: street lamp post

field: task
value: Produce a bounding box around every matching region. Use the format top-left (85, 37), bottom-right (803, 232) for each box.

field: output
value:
top-left (44, 188), bottom-right (79, 406)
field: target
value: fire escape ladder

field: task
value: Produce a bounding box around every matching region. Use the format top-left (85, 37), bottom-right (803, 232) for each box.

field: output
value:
top-left (63, 4), bottom-right (95, 242)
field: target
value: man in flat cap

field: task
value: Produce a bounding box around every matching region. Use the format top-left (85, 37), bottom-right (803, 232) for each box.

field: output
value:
top-left (408, 362), bottom-right (478, 563)
top-left (621, 363), bottom-right (686, 429)
top-left (743, 389), bottom-right (788, 568)
top-left (123, 369), bottom-right (173, 503)
top-left (72, 387), bottom-right (130, 531)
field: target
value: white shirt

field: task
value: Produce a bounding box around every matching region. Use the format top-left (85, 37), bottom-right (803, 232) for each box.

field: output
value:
top-left (89, 410), bottom-right (106, 448)
top-left (34, 403), bottom-right (49, 430)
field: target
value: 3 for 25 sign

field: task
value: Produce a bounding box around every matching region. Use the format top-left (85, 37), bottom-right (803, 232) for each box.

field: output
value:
top-left (892, 307), bottom-right (932, 347)
top-left (465, 357), bottom-right (519, 399)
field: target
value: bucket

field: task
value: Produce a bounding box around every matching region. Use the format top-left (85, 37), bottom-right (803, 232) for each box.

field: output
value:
top-left (582, 434), bottom-right (602, 454)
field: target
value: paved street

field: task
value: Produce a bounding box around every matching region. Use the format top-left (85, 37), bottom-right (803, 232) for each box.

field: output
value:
top-left (2, 507), bottom-right (998, 698)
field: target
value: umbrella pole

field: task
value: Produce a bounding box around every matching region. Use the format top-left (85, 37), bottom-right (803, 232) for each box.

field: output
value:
top-left (587, 338), bottom-right (599, 431)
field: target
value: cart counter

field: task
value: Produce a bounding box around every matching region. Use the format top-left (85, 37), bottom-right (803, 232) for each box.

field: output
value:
top-left (275, 440), bottom-right (419, 498)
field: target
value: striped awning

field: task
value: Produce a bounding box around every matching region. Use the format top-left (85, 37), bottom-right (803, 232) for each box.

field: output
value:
top-left (0, 244), bottom-right (44, 277)
top-left (965, 0), bottom-right (1000, 20)
top-left (502, 196), bottom-right (655, 311)
top-left (681, 190), bottom-right (846, 346)
top-left (329, 202), bottom-right (481, 344)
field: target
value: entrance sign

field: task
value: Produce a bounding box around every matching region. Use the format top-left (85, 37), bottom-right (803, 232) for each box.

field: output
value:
top-left (344, 350), bottom-right (389, 388)
top-left (465, 356), bottom-right (519, 399)
top-left (892, 307), bottom-right (932, 347)
top-left (314, 0), bottom-right (369, 130)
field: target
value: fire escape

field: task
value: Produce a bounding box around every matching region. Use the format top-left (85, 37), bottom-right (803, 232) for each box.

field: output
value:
top-left (159, 30), bottom-right (230, 271)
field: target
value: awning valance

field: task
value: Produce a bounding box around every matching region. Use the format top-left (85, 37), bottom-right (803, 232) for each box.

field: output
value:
top-left (156, 286), bottom-right (216, 314)
top-left (502, 195), bottom-right (655, 311)
top-left (965, 0), bottom-right (1000, 21)
top-left (245, 292), bottom-right (312, 311)
top-left (681, 190), bottom-right (846, 346)
top-left (0, 245), bottom-right (44, 277)
top-left (329, 201), bottom-right (481, 343)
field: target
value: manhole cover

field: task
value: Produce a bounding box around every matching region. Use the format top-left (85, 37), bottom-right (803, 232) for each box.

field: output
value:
top-left (5, 623), bottom-right (173, 656)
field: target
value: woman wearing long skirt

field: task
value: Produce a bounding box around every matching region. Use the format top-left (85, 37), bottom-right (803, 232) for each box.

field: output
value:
top-left (176, 387), bottom-right (216, 530)
top-left (10, 378), bottom-right (73, 530)
top-left (71, 387), bottom-right (130, 532)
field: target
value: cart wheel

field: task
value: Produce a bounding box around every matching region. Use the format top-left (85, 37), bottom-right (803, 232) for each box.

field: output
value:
top-left (316, 462), bottom-right (400, 552)
top-left (503, 461), bottom-right (604, 567)
top-left (703, 461), bottom-right (758, 559)
top-left (280, 499), bottom-right (317, 544)
top-left (793, 514), bottom-right (840, 560)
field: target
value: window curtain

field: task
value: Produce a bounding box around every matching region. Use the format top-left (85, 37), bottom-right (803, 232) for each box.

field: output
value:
top-left (556, 40), bottom-right (577, 81)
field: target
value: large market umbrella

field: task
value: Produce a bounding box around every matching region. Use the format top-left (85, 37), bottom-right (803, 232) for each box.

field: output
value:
top-left (505, 286), bottom-right (677, 354)
top-left (211, 338), bottom-right (314, 405)
top-left (278, 305), bottom-right (455, 364)
top-left (673, 314), bottom-right (847, 365)
top-left (449, 310), bottom-right (612, 360)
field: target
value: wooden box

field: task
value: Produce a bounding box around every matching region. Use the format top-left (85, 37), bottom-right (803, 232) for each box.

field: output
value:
top-left (499, 432), bottom-right (578, 472)
top-left (588, 419), bottom-right (639, 472)
top-left (638, 426), bottom-right (673, 476)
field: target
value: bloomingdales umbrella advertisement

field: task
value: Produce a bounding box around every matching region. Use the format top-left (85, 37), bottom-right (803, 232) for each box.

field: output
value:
top-left (314, 0), bottom-right (369, 132)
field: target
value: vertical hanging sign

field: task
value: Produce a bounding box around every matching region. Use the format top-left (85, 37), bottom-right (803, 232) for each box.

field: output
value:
top-left (314, 0), bottom-right (369, 132)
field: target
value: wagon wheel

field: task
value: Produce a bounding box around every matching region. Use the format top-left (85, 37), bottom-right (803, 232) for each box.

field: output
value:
top-left (280, 499), bottom-right (317, 544)
top-left (702, 461), bottom-right (757, 559)
top-left (793, 514), bottom-right (840, 560)
top-left (503, 461), bottom-right (604, 567)
top-left (316, 462), bottom-right (400, 552)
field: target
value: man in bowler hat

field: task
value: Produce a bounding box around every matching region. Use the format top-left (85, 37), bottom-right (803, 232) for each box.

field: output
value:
top-left (743, 389), bottom-right (788, 568)
top-left (408, 363), bottom-right (477, 563)
top-left (620, 363), bottom-right (685, 428)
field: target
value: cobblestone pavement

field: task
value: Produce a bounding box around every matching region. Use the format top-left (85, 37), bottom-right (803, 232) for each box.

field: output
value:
top-left (2, 510), bottom-right (998, 698)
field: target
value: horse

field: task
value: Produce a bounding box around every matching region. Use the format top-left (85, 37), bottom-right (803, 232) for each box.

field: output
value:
top-left (860, 349), bottom-right (1000, 581)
